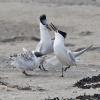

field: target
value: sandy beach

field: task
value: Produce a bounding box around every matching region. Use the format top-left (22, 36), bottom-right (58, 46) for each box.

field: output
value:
top-left (0, 0), bottom-right (100, 100)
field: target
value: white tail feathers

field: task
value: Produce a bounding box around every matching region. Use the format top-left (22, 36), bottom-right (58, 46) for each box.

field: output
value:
top-left (73, 45), bottom-right (93, 57)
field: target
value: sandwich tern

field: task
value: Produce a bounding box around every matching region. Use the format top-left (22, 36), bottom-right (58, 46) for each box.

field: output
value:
top-left (10, 49), bottom-right (46, 76)
top-left (35, 14), bottom-right (53, 55)
top-left (35, 14), bottom-right (54, 70)
top-left (50, 23), bottom-right (92, 77)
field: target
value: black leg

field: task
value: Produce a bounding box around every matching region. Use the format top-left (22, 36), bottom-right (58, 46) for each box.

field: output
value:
top-left (61, 66), bottom-right (64, 77)
top-left (42, 64), bottom-right (48, 71)
top-left (59, 64), bottom-right (64, 77)
top-left (39, 66), bottom-right (42, 70)
top-left (64, 65), bottom-right (70, 71)
top-left (39, 64), bottom-right (48, 71)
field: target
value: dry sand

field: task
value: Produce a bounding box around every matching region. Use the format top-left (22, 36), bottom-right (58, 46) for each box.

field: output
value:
top-left (0, 0), bottom-right (100, 100)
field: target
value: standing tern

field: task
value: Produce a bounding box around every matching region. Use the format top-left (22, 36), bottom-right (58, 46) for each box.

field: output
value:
top-left (10, 50), bottom-right (46, 76)
top-left (50, 23), bottom-right (92, 77)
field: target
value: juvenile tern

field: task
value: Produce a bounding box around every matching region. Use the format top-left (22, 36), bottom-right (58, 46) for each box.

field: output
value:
top-left (10, 50), bottom-right (45, 76)
top-left (50, 23), bottom-right (92, 77)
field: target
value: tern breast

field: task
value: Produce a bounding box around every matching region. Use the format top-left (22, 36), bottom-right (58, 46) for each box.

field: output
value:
top-left (54, 34), bottom-right (76, 66)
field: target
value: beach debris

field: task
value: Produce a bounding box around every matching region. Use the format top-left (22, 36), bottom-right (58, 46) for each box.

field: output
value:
top-left (76, 94), bottom-right (100, 100)
top-left (44, 94), bottom-right (100, 100)
top-left (74, 74), bottom-right (100, 89)
top-left (44, 97), bottom-right (66, 100)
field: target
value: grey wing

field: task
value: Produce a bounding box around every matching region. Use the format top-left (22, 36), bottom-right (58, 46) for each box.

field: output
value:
top-left (68, 52), bottom-right (75, 63)
top-left (35, 42), bottom-right (43, 52)
top-left (65, 48), bottom-right (76, 63)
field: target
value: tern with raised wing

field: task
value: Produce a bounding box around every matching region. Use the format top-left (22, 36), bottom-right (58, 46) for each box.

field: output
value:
top-left (35, 14), bottom-right (54, 70)
top-left (35, 14), bottom-right (53, 55)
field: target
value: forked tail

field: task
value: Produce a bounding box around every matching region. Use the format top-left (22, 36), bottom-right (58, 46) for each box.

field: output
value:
top-left (73, 45), bottom-right (93, 57)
